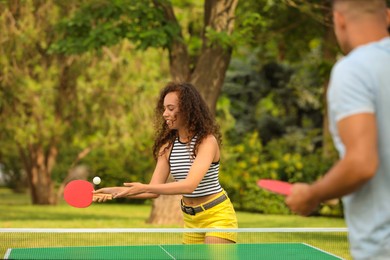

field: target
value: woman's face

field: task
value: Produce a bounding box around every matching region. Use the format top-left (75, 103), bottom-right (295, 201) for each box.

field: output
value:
top-left (163, 91), bottom-right (183, 130)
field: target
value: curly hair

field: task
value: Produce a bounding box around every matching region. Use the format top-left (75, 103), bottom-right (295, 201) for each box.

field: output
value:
top-left (152, 82), bottom-right (222, 160)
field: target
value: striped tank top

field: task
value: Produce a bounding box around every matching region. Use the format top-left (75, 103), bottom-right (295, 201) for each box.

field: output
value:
top-left (169, 136), bottom-right (223, 198)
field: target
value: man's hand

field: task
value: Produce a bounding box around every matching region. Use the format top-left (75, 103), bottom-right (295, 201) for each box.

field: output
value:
top-left (285, 183), bottom-right (321, 216)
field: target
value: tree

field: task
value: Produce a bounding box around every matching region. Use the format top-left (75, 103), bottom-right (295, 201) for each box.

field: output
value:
top-left (226, 0), bottom-right (339, 150)
top-left (0, 1), bottom-right (167, 206)
top-left (52, 0), bottom-right (238, 113)
top-left (0, 1), bottom-right (79, 204)
top-left (212, 1), bottom-right (345, 216)
top-left (10, 0), bottom-right (238, 224)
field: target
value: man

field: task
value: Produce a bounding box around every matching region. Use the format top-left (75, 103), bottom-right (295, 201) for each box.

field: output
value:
top-left (285, 1), bottom-right (390, 259)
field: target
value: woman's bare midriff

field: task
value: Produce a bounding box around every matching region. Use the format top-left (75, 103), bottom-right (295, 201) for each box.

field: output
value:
top-left (182, 193), bottom-right (219, 206)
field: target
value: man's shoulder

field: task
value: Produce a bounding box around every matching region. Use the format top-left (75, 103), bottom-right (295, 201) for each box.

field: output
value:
top-left (332, 45), bottom-right (377, 77)
top-left (350, 38), bottom-right (390, 61)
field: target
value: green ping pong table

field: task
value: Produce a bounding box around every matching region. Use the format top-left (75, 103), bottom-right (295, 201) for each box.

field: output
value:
top-left (5, 243), bottom-right (343, 260)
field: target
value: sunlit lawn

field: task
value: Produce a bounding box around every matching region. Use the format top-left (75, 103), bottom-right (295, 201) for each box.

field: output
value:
top-left (0, 187), bottom-right (351, 259)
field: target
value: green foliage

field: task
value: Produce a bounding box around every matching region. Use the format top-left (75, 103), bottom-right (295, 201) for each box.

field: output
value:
top-left (221, 56), bottom-right (267, 142)
top-left (172, 0), bottom-right (204, 58)
top-left (0, 151), bottom-right (27, 193)
top-left (0, 1), bottom-right (66, 147)
top-left (205, 28), bottom-right (233, 50)
top-left (220, 67), bottom-right (341, 214)
top-left (220, 132), bottom-right (289, 214)
top-left (235, 0), bottom-right (332, 62)
top-left (219, 0), bottom-right (342, 215)
top-left (50, 43), bottom-right (169, 189)
top-left (50, 0), bottom-right (180, 54)
top-left (219, 127), bottom-right (340, 216)
top-left (0, 1), bottom-right (170, 198)
top-left (0, 0), bottom-right (348, 214)
top-left (263, 128), bottom-right (335, 183)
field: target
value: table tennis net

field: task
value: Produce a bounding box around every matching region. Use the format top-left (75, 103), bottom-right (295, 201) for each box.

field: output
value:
top-left (1, 228), bottom-right (349, 259)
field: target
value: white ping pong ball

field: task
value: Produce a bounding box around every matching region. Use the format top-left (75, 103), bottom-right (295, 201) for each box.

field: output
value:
top-left (93, 176), bottom-right (101, 185)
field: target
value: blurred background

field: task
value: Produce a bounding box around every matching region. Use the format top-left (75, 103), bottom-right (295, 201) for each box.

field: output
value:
top-left (2, 0), bottom-right (389, 223)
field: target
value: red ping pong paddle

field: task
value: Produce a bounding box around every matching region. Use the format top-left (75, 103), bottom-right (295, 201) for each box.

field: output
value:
top-left (257, 179), bottom-right (292, 196)
top-left (63, 180), bottom-right (112, 208)
top-left (257, 179), bottom-right (339, 206)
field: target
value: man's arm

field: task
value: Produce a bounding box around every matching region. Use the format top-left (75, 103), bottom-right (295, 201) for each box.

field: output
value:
top-left (286, 113), bottom-right (379, 215)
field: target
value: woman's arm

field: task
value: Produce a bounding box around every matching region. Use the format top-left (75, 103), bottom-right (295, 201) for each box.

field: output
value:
top-left (118, 135), bottom-right (219, 197)
top-left (93, 144), bottom-right (171, 201)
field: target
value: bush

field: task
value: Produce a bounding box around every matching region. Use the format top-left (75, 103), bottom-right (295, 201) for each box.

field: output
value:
top-left (221, 130), bottom-right (343, 217)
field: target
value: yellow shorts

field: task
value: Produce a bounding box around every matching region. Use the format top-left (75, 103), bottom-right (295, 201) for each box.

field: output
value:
top-left (182, 190), bottom-right (238, 244)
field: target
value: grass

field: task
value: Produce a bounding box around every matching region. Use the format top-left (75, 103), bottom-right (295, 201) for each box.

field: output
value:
top-left (0, 187), bottom-right (351, 259)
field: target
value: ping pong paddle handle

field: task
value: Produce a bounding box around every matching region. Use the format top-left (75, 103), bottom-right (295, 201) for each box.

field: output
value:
top-left (93, 193), bottom-right (113, 200)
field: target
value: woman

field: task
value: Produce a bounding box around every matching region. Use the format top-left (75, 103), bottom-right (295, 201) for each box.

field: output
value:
top-left (94, 82), bottom-right (238, 244)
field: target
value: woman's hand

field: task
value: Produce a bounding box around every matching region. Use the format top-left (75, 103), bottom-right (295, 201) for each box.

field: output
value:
top-left (93, 183), bottom-right (148, 202)
top-left (121, 182), bottom-right (147, 197)
top-left (93, 187), bottom-right (130, 202)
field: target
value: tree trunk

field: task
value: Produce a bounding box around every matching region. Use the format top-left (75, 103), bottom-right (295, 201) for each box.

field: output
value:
top-left (191, 46), bottom-right (233, 115)
top-left (153, 0), bottom-right (191, 82)
top-left (147, 176), bottom-right (183, 225)
top-left (147, 196), bottom-right (183, 225)
top-left (191, 0), bottom-right (238, 115)
top-left (20, 143), bottom-right (58, 204)
top-left (147, 0), bottom-right (238, 225)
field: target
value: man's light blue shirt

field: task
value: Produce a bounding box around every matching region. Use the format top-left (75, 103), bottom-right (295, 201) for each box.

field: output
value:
top-left (328, 37), bottom-right (390, 259)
